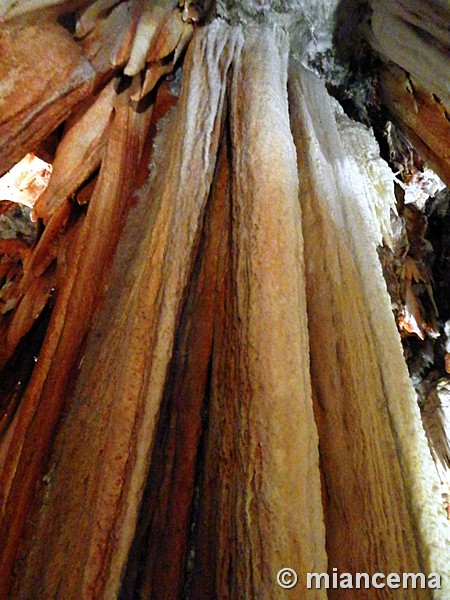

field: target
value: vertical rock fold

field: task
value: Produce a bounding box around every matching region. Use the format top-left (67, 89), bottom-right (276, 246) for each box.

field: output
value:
top-left (191, 26), bottom-right (327, 600)
top-left (1, 8), bottom-right (449, 599)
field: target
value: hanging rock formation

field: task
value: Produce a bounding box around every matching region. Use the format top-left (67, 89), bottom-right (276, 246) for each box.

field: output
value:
top-left (0, 1), bottom-right (449, 598)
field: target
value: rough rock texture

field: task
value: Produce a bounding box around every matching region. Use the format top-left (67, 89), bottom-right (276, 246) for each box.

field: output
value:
top-left (121, 115), bottom-right (232, 600)
top-left (290, 61), bottom-right (450, 597)
top-left (0, 2), bottom-right (449, 599)
top-left (369, 0), bottom-right (450, 187)
top-left (190, 26), bottom-right (327, 599)
top-left (7, 22), bottom-right (236, 598)
top-left (33, 79), bottom-right (117, 222)
top-left (0, 15), bottom-right (95, 176)
top-left (378, 63), bottom-right (450, 187)
top-left (0, 78), bottom-right (153, 593)
top-left (370, 0), bottom-right (450, 107)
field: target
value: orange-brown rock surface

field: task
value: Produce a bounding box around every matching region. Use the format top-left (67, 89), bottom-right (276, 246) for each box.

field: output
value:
top-left (0, 2), bottom-right (449, 598)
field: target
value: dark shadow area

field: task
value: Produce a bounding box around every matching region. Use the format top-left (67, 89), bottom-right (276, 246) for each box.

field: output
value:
top-left (0, 302), bottom-right (53, 438)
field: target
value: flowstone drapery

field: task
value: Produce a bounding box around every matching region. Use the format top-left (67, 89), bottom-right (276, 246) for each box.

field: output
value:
top-left (0, 2), bottom-right (449, 598)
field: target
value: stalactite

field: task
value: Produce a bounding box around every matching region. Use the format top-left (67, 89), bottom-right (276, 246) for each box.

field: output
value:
top-left (33, 79), bottom-right (116, 223)
top-left (190, 25), bottom-right (327, 599)
top-left (0, 80), bottom-right (153, 593)
top-left (0, 2), bottom-right (449, 598)
top-left (122, 109), bottom-right (231, 600)
top-left (289, 61), bottom-right (442, 598)
top-left (6, 22), bottom-right (237, 598)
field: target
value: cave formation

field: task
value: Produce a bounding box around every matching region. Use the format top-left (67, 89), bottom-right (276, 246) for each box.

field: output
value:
top-left (0, 0), bottom-right (449, 598)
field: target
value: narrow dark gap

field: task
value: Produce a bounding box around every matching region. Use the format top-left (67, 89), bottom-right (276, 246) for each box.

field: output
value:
top-left (119, 109), bottom-right (230, 598)
top-left (181, 353), bottom-right (214, 600)
top-left (118, 277), bottom-right (213, 598)
top-left (424, 190), bottom-right (450, 375)
top-left (0, 302), bottom-right (53, 437)
top-left (118, 354), bottom-right (178, 599)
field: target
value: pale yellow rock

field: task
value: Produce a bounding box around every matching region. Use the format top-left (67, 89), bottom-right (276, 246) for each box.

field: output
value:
top-left (289, 60), bottom-right (450, 598)
top-left (191, 25), bottom-right (327, 600)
